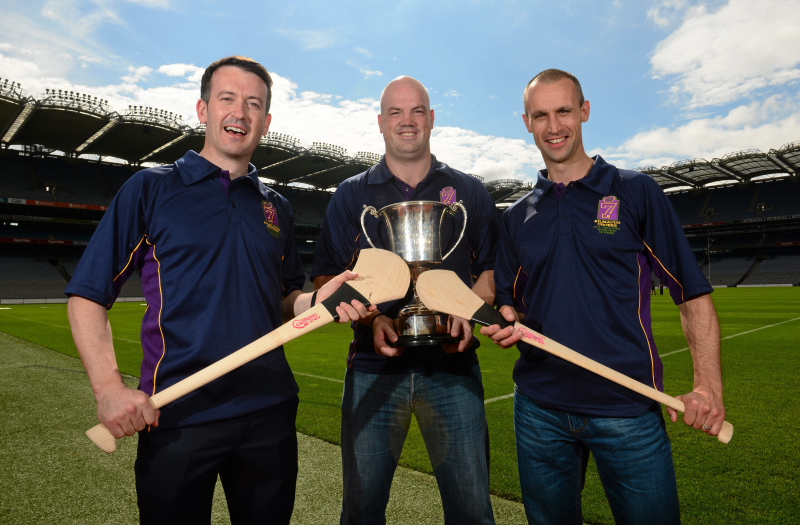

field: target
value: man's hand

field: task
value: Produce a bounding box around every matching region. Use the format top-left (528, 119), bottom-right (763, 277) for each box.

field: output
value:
top-left (442, 316), bottom-right (474, 353)
top-left (669, 386), bottom-right (726, 436)
top-left (291, 271), bottom-right (375, 322)
top-left (96, 382), bottom-right (160, 439)
top-left (317, 270), bottom-right (374, 322)
top-left (373, 314), bottom-right (404, 357)
top-left (479, 305), bottom-right (523, 349)
top-left (674, 293), bottom-right (725, 436)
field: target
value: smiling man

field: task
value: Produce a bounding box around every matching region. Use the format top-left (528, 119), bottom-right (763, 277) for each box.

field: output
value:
top-left (66, 56), bottom-right (369, 525)
top-left (482, 69), bottom-right (726, 524)
top-left (312, 76), bottom-right (499, 525)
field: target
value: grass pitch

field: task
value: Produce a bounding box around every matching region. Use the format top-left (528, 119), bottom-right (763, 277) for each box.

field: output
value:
top-left (1, 287), bottom-right (799, 524)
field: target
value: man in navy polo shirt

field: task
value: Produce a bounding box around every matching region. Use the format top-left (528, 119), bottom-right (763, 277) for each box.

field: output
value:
top-left (312, 76), bottom-right (499, 524)
top-left (67, 56), bottom-right (369, 525)
top-left (482, 69), bottom-right (726, 524)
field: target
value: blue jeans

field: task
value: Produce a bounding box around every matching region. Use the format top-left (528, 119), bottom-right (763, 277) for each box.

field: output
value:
top-left (514, 390), bottom-right (680, 525)
top-left (341, 364), bottom-right (495, 525)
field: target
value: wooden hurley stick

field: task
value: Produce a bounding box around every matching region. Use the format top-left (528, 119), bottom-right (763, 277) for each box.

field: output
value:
top-left (415, 270), bottom-right (734, 444)
top-left (86, 248), bottom-right (411, 453)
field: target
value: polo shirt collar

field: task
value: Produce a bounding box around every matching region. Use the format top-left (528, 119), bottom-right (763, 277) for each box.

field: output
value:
top-left (534, 155), bottom-right (615, 197)
top-left (175, 150), bottom-right (266, 197)
top-left (175, 150), bottom-right (258, 186)
top-left (367, 154), bottom-right (456, 185)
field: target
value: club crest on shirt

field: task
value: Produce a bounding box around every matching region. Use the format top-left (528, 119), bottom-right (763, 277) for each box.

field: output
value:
top-left (262, 201), bottom-right (281, 238)
top-left (440, 186), bottom-right (457, 205)
top-left (594, 196), bottom-right (621, 235)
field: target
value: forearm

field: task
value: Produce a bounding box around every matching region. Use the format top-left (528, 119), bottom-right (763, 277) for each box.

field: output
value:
top-left (679, 294), bottom-right (723, 392)
top-left (282, 289), bottom-right (305, 321)
top-left (67, 295), bottom-right (126, 399)
top-left (471, 270), bottom-right (495, 306)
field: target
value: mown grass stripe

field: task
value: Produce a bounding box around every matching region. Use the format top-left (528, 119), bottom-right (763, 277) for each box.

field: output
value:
top-left (0, 312), bottom-right (141, 344)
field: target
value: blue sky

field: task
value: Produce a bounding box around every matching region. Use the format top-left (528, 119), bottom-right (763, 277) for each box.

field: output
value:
top-left (1, 0), bottom-right (799, 181)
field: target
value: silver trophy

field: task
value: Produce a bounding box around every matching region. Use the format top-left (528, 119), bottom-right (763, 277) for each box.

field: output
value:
top-left (360, 200), bottom-right (467, 347)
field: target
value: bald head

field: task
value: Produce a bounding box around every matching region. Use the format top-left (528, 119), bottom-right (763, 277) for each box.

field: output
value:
top-left (377, 75), bottom-right (435, 165)
top-left (380, 76), bottom-right (430, 114)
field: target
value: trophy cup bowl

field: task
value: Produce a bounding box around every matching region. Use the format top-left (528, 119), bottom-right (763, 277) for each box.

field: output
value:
top-left (360, 200), bottom-right (467, 347)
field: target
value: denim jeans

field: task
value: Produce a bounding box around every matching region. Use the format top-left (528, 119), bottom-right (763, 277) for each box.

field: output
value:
top-left (514, 390), bottom-right (680, 525)
top-left (340, 364), bottom-right (495, 525)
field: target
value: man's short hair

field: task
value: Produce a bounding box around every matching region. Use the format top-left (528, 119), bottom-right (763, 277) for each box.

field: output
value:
top-left (200, 56), bottom-right (273, 113)
top-left (523, 69), bottom-right (584, 112)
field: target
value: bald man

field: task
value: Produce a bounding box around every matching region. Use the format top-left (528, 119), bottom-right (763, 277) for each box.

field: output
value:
top-left (312, 77), bottom-right (499, 525)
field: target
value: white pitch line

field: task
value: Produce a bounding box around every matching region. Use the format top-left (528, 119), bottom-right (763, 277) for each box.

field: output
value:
top-left (485, 393), bottom-right (514, 405)
top-left (0, 313), bottom-right (141, 344)
top-left (660, 316), bottom-right (800, 357)
top-left (293, 371), bottom-right (344, 383)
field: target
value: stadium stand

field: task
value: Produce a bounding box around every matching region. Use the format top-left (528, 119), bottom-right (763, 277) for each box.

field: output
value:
top-left (0, 75), bottom-right (798, 299)
top-left (0, 254), bottom-right (71, 299)
top-left (742, 255), bottom-right (800, 285)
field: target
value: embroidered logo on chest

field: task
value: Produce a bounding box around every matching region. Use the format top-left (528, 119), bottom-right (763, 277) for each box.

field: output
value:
top-left (594, 196), bottom-right (621, 235)
top-left (262, 201), bottom-right (281, 238)
top-left (440, 186), bottom-right (457, 205)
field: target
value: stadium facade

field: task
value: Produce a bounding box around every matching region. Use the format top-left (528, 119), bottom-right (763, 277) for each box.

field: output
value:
top-left (1, 78), bottom-right (799, 301)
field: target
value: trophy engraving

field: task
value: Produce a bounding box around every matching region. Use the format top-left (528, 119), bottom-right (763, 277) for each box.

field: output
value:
top-left (360, 200), bottom-right (467, 347)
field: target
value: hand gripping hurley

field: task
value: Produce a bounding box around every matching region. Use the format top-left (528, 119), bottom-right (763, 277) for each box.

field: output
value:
top-left (86, 249), bottom-right (411, 453)
top-left (415, 270), bottom-right (734, 444)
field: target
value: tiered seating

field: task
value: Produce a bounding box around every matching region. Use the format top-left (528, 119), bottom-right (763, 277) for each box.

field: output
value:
top-left (278, 186), bottom-right (331, 225)
top-left (705, 256), bottom-right (753, 286)
top-left (705, 186), bottom-right (758, 221)
top-left (29, 157), bottom-right (110, 206)
top-left (743, 255), bottom-right (800, 285)
top-left (756, 180), bottom-right (800, 218)
top-left (665, 191), bottom-right (709, 224)
top-left (0, 255), bottom-right (69, 299)
top-left (99, 164), bottom-right (136, 196)
top-left (665, 180), bottom-right (800, 225)
top-left (0, 155), bottom-right (54, 201)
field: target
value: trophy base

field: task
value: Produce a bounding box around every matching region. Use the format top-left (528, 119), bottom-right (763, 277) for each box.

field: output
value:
top-left (391, 333), bottom-right (458, 348)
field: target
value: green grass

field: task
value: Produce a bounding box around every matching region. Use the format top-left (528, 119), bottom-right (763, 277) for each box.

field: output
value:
top-left (1, 287), bottom-right (799, 523)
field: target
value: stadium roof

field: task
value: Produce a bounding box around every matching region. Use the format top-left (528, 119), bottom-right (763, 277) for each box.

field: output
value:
top-left (0, 77), bottom-right (797, 194)
top-left (632, 145), bottom-right (800, 191)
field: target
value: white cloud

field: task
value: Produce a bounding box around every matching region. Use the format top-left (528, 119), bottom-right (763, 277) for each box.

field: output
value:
top-left (353, 47), bottom-right (373, 58)
top-left (125, 0), bottom-right (171, 7)
top-left (276, 28), bottom-right (338, 50)
top-left (647, 0), bottom-right (688, 28)
top-left (345, 60), bottom-right (382, 79)
top-left (121, 65), bottom-right (153, 83)
top-left (651, 0), bottom-right (800, 108)
top-left (0, 52), bottom-right (542, 181)
top-left (444, 90), bottom-right (461, 98)
top-left (158, 63), bottom-right (204, 82)
top-left (601, 92), bottom-right (800, 169)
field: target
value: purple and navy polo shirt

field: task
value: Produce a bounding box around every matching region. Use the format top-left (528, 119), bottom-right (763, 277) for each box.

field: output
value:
top-left (66, 151), bottom-right (305, 430)
top-left (496, 155), bottom-right (713, 417)
top-left (311, 155), bottom-right (499, 374)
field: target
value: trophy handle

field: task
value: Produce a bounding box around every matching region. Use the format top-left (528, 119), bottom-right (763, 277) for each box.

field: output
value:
top-left (441, 201), bottom-right (467, 261)
top-left (360, 205), bottom-right (380, 249)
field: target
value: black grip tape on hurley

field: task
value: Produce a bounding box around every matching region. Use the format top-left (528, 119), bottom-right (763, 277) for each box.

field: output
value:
top-left (319, 283), bottom-right (371, 320)
top-left (471, 302), bottom-right (513, 329)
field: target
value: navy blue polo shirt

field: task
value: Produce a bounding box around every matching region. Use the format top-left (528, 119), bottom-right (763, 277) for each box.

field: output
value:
top-left (66, 151), bottom-right (305, 430)
top-left (496, 156), bottom-right (712, 417)
top-left (312, 155), bottom-right (499, 374)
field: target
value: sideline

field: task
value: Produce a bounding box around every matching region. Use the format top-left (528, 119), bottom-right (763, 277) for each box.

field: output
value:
top-left (659, 316), bottom-right (800, 357)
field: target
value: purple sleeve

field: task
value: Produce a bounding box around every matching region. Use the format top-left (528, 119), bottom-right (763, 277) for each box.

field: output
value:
top-left (637, 175), bottom-right (713, 304)
top-left (65, 171), bottom-right (151, 308)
